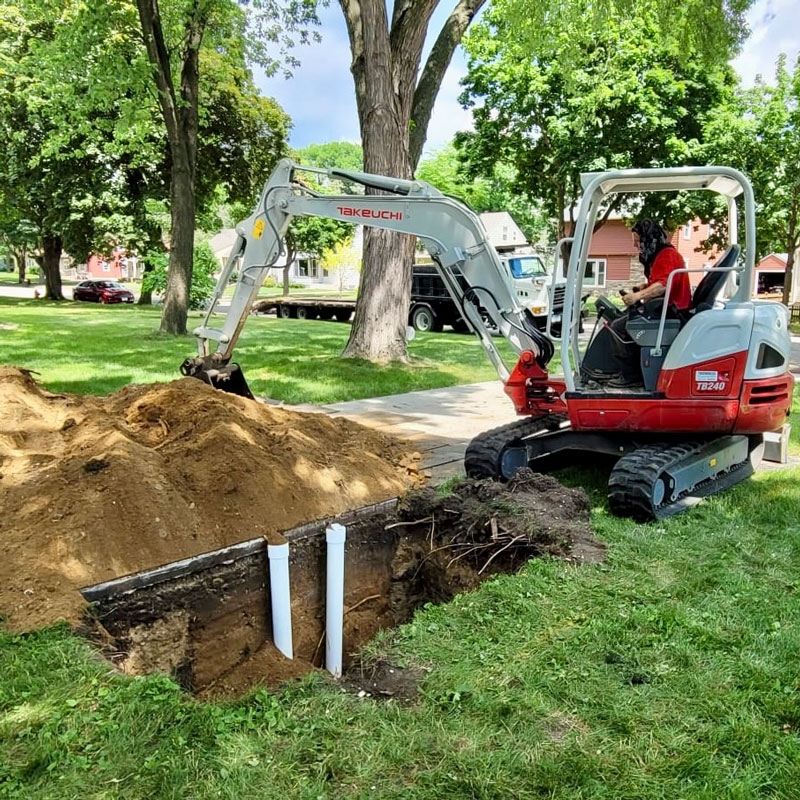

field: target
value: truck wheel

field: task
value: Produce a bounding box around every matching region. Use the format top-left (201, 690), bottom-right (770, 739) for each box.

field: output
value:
top-left (296, 307), bottom-right (317, 320)
top-left (334, 309), bottom-right (352, 322)
top-left (318, 309), bottom-right (334, 320)
top-left (411, 304), bottom-right (442, 332)
top-left (279, 305), bottom-right (294, 319)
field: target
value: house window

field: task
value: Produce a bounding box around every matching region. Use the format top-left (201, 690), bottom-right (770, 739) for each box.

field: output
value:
top-left (584, 259), bottom-right (606, 288)
top-left (683, 223), bottom-right (692, 240)
top-left (102, 261), bottom-right (111, 272)
top-left (297, 258), bottom-right (318, 278)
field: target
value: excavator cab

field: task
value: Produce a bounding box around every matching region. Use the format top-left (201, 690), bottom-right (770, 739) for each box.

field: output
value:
top-left (467, 167), bottom-right (793, 518)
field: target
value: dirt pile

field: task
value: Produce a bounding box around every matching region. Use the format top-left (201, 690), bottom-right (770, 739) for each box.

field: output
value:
top-left (0, 367), bottom-right (420, 631)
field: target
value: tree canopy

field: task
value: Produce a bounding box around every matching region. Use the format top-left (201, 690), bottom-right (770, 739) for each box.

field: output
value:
top-left (703, 54), bottom-right (800, 302)
top-left (457, 11), bottom-right (739, 240)
top-left (0, 0), bottom-right (295, 309)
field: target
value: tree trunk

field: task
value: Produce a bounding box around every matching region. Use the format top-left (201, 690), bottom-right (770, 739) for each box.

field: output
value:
top-left (41, 234), bottom-right (64, 300)
top-left (282, 241), bottom-right (294, 296)
top-left (138, 260), bottom-right (153, 305)
top-left (11, 247), bottom-right (26, 283)
top-left (136, 0), bottom-right (203, 334)
top-left (342, 150), bottom-right (415, 362)
top-left (160, 162), bottom-right (194, 333)
top-left (339, 0), bottom-right (486, 362)
top-left (782, 247), bottom-right (795, 306)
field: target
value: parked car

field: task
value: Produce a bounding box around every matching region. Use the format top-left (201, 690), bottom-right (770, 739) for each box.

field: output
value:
top-left (73, 280), bottom-right (135, 304)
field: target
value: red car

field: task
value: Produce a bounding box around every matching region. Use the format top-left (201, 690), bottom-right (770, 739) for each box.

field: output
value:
top-left (73, 280), bottom-right (135, 304)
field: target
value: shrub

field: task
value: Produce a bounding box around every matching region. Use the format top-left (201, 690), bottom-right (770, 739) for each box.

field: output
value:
top-left (142, 244), bottom-right (218, 310)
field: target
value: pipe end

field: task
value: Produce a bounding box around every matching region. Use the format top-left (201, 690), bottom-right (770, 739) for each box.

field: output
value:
top-left (326, 522), bottom-right (347, 544)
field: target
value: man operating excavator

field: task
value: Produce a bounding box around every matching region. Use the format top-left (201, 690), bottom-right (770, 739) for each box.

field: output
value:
top-left (606, 219), bottom-right (692, 388)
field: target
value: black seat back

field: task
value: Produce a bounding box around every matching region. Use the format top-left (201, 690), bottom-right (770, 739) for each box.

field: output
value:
top-left (691, 244), bottom-right (740, 310)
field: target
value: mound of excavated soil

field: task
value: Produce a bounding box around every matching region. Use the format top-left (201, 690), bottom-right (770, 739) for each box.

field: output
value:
top-left (0, 367), bottom-right (420, 632)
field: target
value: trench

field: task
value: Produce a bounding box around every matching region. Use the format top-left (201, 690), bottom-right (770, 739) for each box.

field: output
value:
top-left (81, 475), bottom-right (601, 700)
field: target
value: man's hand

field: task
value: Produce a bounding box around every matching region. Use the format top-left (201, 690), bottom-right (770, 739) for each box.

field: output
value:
top-left (622, 291), bottom-right (640, 307)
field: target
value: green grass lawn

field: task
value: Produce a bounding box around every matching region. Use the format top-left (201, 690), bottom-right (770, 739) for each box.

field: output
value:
top-left (2, 463), bottom-right (800, 798)
top-left (0, 270), bottom-right (28, 284)
top-left (0, 298), bottom-right (515, 404)
top-left (2, 297), bottom-right (800, 798)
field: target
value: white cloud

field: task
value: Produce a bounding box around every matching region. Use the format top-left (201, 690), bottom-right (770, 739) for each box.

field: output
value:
top-left (732, 0), bottom-right (800, 85)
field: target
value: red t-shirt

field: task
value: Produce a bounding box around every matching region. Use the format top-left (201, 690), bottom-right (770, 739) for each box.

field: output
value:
top-left (648, 246), bottom-right (691, 309)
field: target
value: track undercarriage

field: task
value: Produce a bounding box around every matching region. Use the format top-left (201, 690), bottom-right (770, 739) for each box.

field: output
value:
top-left (465, 417), bottom-right (764, 522)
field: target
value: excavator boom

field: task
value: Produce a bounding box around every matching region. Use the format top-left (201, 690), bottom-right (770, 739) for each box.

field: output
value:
top-left (181, 158), bottom-right (553, 396)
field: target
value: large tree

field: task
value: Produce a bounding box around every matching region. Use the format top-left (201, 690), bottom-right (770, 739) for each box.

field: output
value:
top-left (135, 0), bottom-right (317, 333)
top-left (457, 13), bottom-right (738, 240)
top-left (337, 0), bottom-right (487, 362)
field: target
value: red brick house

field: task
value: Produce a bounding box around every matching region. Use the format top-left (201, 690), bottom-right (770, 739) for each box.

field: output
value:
top-left (86, 253), bottom-right (123, 279)
top-left (85, 248), bottom-right (130, 279)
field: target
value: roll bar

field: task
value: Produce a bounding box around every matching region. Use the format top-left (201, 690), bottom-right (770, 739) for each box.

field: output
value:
top-left (560, 166), bottom-right (757, 391)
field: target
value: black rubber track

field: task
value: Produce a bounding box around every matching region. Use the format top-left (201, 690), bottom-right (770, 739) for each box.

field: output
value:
top-left (608, 442), bottom-right (700, 522)
top-left (465, 414), bottom-right (568, 480)
top-left (608, 440), bottom-right (754, 522)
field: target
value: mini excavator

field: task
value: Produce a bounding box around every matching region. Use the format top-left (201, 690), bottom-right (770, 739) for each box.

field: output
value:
top-left (182, 160), bottom-right (794, 520)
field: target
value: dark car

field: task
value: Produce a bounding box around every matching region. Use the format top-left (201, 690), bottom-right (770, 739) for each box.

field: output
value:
top-left (73, 280), bottom-right (135, 304)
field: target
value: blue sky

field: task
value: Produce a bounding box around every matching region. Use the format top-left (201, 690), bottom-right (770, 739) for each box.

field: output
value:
top-left (255, 0), bottom-right (800, 159)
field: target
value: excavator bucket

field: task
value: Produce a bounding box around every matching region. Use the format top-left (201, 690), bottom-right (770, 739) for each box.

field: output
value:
top-left (180, 358), bottom-right (255, 400)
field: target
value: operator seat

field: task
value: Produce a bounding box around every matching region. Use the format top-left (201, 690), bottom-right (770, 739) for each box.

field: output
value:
top-left (687, 243), bottom-right (740, 314)
top-left (625, 243), bottom-right (741, 390)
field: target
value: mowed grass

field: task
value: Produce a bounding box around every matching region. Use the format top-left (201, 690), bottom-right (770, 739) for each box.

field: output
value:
top-left (2, 297), bottom-right (800, 798)
top-left (0, 298), bottom-right (516, 404)
top-left (2, 464), bottom-right (800, 798)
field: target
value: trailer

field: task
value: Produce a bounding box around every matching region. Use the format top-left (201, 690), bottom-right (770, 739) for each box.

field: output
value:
top-left (251, 267), bottom-right (476, 332)
top-left (252, 296), bottom-right (355, 322)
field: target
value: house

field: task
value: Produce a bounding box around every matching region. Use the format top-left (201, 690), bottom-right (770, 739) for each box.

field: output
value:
top-left (755, 253), bottom-right (788, 296)
top-left (86, 253), bottom-right (122, 279)
top-left (479, 212), bottom-right (528, 252)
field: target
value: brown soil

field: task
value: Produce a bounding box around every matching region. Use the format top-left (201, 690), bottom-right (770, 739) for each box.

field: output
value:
top-left (343, 658), bottom-right (426, 703)
top-left (0, 367), bottom-right (420, 632)
top-left (197, 641), bottom-right (313, 702)
top-left (393, 469), bottom-right (603, 589)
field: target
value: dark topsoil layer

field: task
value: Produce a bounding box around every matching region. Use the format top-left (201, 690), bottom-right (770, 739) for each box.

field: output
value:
top-left (180, 470), bottom-right (602, 700)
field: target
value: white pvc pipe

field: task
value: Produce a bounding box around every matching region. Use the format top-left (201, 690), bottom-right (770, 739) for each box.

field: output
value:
top-left (267, 542), bottom-right (293, 659)
top-left (325, 523), bottom-right (347, 677)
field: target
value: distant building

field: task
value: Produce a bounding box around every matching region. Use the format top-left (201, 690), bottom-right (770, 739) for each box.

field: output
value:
top-left (755, 253), bottom-right (788, 296)
top-left (479, 212), bottom-right (528, 252)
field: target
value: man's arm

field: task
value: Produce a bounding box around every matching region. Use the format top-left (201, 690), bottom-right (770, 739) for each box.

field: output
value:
top-left (622, 281), bottom-right (665, 306)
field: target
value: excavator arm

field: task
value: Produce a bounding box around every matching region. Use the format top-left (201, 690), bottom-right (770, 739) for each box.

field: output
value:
top-left (181, 158), bottom-right (553, 397)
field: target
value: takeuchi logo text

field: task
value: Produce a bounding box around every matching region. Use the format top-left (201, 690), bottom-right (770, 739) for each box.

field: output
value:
top-left (336, 207), bottom-right (403, 220)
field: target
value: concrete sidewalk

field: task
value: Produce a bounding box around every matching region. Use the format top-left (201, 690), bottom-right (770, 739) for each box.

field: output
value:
top-left (299, 382), bottom-right (518, 480)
